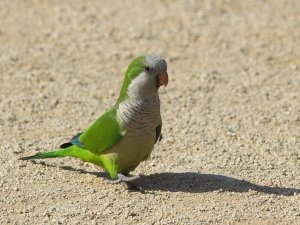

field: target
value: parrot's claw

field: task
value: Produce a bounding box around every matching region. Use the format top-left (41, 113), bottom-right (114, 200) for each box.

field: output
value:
top-left (110, 173), bottom-right (140, 184)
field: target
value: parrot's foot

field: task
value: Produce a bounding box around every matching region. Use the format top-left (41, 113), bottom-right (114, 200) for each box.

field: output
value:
top-left (110, 173), bottom-right (140, 184)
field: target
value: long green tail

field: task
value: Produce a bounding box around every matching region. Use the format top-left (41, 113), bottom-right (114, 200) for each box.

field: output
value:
top-left (19, 146), bottom-right (119, 179)
top-left (19, 146), bottom-right (103, 168)
top-left (19, 148), bottom-right (70, 160)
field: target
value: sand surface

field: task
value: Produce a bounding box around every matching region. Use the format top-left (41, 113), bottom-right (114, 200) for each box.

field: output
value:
top-left (1, 1), bottom-right (300, 224)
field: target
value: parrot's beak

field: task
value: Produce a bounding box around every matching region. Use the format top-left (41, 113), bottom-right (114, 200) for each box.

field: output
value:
top-left (157, 71), bottom-right (169, 87)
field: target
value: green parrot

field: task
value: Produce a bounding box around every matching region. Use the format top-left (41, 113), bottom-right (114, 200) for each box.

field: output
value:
top-left (20, 54), bottom-right (168, 183)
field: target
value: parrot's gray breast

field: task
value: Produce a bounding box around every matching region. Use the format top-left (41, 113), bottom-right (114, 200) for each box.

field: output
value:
top-left (114, 94), bottom-right (160, 171)
top-left (117, 94), bottom-right (161, 136)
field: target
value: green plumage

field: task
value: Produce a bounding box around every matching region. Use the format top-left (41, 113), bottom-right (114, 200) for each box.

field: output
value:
top-left (116, 56), bottom-right (144, 104)
top-left (78, 108), bottom-right (123, 153)
top-left (20, 54), bottom-right (166, 181)
top-left (20, 150), bottom-right (65, 160)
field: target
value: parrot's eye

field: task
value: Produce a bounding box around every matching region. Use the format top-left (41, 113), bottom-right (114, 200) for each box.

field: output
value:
top-left (144, 66), bottom-right (151, 72)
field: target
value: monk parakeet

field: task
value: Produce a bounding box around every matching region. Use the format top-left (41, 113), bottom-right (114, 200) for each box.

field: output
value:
top-left (20, 54), bottom-right (168, 183)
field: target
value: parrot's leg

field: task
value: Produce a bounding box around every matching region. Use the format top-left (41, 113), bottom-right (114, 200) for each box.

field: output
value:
top-left (99, 155), bottom-right (118, 180)
top-left (122, 163), bottom-right (140, 176)
top-left (100, 155), bottom-right (140, 183)
top-left (110, 163), bottom-right (141, 183)
top-left (110, 173), bottom-right (140, 184)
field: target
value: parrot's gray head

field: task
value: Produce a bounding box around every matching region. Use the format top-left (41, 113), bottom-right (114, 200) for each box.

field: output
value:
top-left (127, 54), bottom-right (168, 99)
top-left (144, 55), bottom-right (167, 73)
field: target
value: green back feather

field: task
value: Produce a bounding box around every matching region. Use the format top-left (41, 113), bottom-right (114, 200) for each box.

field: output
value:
top-left (116, 55), bottom-right (145, 104)
top-left (78, 107), bottom-right (123, 154)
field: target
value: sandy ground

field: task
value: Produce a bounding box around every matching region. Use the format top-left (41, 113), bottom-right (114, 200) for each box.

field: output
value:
top-left (1, 0), bottom-right (300, 224)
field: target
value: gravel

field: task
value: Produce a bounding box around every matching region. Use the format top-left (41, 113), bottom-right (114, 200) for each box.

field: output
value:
top-left (1, 0), bottom-right (299, 224)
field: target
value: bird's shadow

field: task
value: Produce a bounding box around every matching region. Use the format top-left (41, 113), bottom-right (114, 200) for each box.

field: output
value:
top-left (131, 172), bottom-right (300, 196)
top-left (36, 162), bottom-right (300, 196)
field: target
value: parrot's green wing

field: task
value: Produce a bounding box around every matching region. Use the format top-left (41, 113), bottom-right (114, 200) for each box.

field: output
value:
top-left (71, 107), bottom-right (124, 154)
